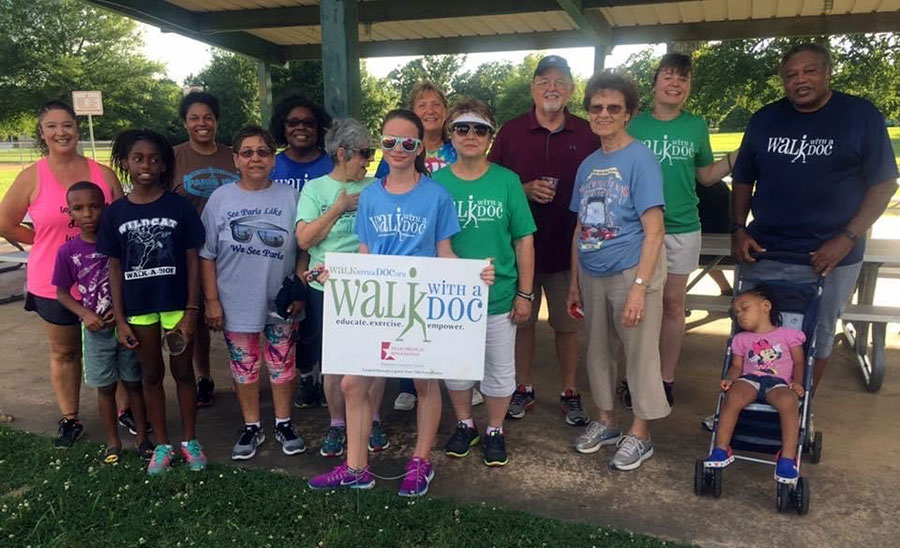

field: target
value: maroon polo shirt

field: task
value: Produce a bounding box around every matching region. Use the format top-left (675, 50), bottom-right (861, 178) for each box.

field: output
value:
top-left (489, 107), bottom-right (600, 275)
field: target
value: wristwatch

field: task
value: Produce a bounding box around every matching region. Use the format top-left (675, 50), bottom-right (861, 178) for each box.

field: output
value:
top-left (729, 223), bottom-right (745, 234)
top-left (633, 277), bottom-right (647, 288)
top-left (515, 290), bottom-right (535, 302)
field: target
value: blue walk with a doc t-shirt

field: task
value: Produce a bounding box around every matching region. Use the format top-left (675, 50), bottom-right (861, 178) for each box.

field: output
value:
top-left (733, 91), bottom-right (899, 265)
top-left (270, 151), bottom-right (334, 193)
top-left (356, 176), bottom-right (460, 257)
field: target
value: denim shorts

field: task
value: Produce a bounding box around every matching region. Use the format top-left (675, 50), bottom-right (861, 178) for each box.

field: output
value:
top-left (82, 326), bottom-right (141, 388)
top-left (737, 374), bottom-right (789, 404)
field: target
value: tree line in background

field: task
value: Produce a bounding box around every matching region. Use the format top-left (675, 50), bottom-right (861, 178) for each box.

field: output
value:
top-left (2, 0), bottom-right (899, 145)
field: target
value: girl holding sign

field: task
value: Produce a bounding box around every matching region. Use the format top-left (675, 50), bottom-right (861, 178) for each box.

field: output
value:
top-left (433, 98), bottom-right (536, 468)
top-left (308, 109), bottom-right (493, 497)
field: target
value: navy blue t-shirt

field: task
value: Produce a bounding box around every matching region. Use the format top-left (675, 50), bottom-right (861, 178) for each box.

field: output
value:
top-left (733, 92), bottom-right (898, 264)
top-left (270, 151), bottom-right (333, 193)
top-left (97, 192), bottom-right (205, 316)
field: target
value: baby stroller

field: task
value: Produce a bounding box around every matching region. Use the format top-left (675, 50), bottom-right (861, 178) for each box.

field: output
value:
top-left (694, 252), bottom-right (825, 515)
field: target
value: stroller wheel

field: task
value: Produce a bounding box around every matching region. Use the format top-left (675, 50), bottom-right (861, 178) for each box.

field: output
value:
top-left (711, 468), bottom-right (723, 499)
top-left (776, 482), bottom-right (792, 513)
top-left (694, 459), bottom-right (705, 496)
top-left (810, 431), bottom-right (823, 464)
top-left (795, 477), bottom-right (810, 515)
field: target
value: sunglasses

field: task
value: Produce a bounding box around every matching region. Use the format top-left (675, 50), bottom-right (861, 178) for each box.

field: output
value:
top-left (355, 147), bottom-right (376, 159)
top-left (451, 124), bottom-right (493, 137)
top-left (286, 117), bottom-right (317, 129)
top-left (588, 104), bottom-right (625, 116)
top-left (230, 220), bottom-right (287, 248)
top-left (380, 135), bottom-right (421, 153)
top-left (237, 147), bottom-right (273, 158)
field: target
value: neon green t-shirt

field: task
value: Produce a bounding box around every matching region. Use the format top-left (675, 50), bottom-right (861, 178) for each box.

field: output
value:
top-left (432, 163), bottom-right (537, 316)
top-left (295, 174), bottom-right (374, 291)
top-left (628, 111), bottom-right (714, 234)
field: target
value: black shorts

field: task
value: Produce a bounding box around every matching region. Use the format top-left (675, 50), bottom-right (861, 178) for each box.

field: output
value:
top-left (24, 292), bottom-right (79, 326)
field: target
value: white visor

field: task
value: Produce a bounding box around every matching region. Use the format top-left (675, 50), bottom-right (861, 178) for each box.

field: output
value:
top-left (450, 113), bottom-right (494, 130)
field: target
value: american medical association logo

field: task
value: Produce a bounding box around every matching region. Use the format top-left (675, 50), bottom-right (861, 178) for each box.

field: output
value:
top-left (380, 342), bottom-right (395, 361)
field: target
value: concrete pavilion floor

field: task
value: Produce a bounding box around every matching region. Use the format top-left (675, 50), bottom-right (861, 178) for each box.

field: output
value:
top-left (1, 262), bottom-right (898, 548)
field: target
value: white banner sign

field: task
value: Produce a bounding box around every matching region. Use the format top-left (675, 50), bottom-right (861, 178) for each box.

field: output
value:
top-left (72, 91), bottom-right (103, 116)
top-left (322, 252), bottom-right (488, 380)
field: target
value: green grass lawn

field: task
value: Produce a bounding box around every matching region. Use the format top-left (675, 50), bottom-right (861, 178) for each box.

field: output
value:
top-left (0, 427), bottom-right (684, 548)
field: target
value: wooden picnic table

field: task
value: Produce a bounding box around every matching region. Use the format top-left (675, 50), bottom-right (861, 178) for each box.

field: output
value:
top-left (689, 233), bottom-right (900, 392)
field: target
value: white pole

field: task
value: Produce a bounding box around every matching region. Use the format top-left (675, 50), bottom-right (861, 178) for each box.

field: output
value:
top-left (87, 114), bottom-right (96, 160)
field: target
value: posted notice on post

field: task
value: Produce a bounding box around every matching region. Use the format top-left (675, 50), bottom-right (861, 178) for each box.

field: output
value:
top-left (321, 252), bottom-right (488, 380)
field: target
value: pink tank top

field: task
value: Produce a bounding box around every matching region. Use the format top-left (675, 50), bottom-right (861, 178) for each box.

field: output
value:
top-left (26, 158), bottom-right (113, 298)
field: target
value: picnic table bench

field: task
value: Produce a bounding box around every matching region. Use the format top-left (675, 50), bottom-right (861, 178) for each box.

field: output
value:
top-left (686, 234), bottom-right (900, 392)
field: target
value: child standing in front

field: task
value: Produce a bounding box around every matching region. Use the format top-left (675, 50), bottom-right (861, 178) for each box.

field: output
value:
top-left (98, 129), bottom-right (207, 475)
top-left (53, 181), bottom-right (149, 463)
top-left (704, 288), bottom-right (806, 482)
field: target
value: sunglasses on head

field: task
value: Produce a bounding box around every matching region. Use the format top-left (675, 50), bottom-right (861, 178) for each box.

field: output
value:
top-left (451, 123), bottom-right (493, 137)
top-left (588, 103), bottom-right (624, 116)
top-left (380, 135), bottom-right (421, 153)
top-left (237, 147), bottom-right (273, 159)
top-left (286, 117), bottom-right (317, 129)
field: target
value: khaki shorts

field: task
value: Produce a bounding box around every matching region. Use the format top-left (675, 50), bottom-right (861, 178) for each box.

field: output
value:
top-left (664, 231), bottom-right (701, 275)
top-left (520, 270), bottom-right (581, 333)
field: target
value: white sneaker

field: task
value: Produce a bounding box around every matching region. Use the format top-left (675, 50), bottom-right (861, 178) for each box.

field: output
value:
top-left (393, 392), bottom-right (417, 411)
top-left (471, 388), bottom-right (485, 407)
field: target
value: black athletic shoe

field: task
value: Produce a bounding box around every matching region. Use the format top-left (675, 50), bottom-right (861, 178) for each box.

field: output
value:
top-left (617, 381), bottom-right (633, 410)
top-left (663, 381), bottom-right (675, 407)
top-left (54, 417), bottom-right (83, 448)
top-left (118, 408), bottom-right (153, 436)
top-left (482, 430), bottom-right (509, 467)
top-left (196, 377), bottom-right (215, 408)
top-left (443, 422), bottom-right (480, 458)
top-left (294, 375), bottom-right (319, 409)
top-left (137, 439), bottom-right (155, 460)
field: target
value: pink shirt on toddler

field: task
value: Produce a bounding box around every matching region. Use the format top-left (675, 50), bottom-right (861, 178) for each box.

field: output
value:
top-left (731, 327), bottom-right (806, 383)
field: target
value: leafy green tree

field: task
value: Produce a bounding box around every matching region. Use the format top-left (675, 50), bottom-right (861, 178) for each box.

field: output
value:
top-left (0, 0), bottom-right (181, 140)
top-left (386, 55), bottom-right (466, 105)
top-left (359, 62), bottom-right (399, 136)
top-left (452, 61), bottom-right (515, 111)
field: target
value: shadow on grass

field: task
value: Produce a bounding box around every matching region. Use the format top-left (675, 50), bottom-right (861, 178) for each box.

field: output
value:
top-left (0, 427), bottom-right (689, 548)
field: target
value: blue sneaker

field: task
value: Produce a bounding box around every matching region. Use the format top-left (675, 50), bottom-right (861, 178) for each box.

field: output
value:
top-left (319, 425), bottom-right (346, 457)
top-left (368, 421), bottom-right (390, 452)
top-left (775, 454), bottom-right (799, 483)
top-left (704, 447), bottom-right (734, 468)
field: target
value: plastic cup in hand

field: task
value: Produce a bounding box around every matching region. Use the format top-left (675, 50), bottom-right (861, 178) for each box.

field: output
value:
top-left (542, 176), bottom-right (559, 190)
top-left (163, 330), bottom-right (187, 356)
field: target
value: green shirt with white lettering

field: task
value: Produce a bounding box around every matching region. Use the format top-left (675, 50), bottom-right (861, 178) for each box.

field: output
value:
top-left (432, 163), bottom-right (536, 316)
top-left (628, 110), bottom-right (714, 234)
top-left (296, 174), bottom-right (374, 291)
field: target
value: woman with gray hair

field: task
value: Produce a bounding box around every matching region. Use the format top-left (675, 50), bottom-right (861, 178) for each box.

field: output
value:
top-left (294, 118), bottom-right (388, 458)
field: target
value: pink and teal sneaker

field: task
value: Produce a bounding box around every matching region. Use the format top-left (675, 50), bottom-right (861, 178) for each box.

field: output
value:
top-left (398, 456), bottom-right (434, 497)
top-left (180, 439), bottom-right (208, 471)
top-left (308, 462), bottom-right (375, 490)
top-left (147, 444), bottom-right (175, 475)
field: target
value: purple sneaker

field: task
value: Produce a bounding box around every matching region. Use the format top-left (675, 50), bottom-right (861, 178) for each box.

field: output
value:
top-left (308, 462), bottom-right (375, 490)
top-left (398, 456), bottom-right (434, 497)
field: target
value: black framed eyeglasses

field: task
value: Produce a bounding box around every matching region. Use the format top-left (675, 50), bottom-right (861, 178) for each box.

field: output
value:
top-left (286, 117), bottom-right (317, 129)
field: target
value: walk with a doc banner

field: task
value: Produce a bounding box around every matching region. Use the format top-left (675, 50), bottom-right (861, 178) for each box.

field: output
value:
top-left (321, 252), bottom-right (488, 380)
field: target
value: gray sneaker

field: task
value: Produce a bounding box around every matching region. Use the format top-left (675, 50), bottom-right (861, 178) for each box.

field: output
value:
top-left (274, 421), bottom-right (306, 456)
top-left (232, 425), bottom-right (265, 460)
top-left (560, 390), bottom-right (590, 426)
top-left (574, 420), bottom-right (621, 454)
top-left (609, 434), bottom-right (654, 471)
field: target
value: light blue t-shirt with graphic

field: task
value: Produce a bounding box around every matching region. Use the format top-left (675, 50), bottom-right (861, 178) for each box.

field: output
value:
top-left (570, 141), bottom-right (665, 277)
top-left (356, 176), bottom-right (460, 257)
